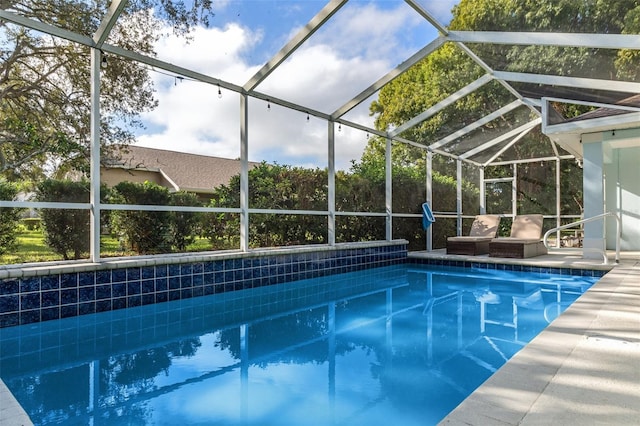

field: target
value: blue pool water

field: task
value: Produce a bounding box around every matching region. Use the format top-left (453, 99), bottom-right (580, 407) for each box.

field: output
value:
top-left (0, 264), bottom-right (599, 425)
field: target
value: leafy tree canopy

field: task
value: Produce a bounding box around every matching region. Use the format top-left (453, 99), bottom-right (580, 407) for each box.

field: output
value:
top-left (361, 0), bottom-right (640, 218)
top-left (369, 0), bottom-right (640, 147)
top-left (0, 0), bottom-right (215, 181)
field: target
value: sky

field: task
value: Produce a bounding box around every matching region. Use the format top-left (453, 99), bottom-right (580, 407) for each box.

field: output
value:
top-left (134, 0), bottom-right (459, 170)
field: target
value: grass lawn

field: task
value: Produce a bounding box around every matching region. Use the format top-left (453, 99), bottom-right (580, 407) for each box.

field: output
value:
top-left (0, 229), bottom-right (59, 264)
top-left (0, 228), bottom-right (221, 265)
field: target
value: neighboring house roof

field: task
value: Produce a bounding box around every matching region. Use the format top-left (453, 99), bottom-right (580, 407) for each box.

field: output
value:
top-left (104, 145), bottom-right (260, 193)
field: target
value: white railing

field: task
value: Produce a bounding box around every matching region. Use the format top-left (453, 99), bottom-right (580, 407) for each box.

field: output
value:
top-left (543, 212), bottom-right (621, 264)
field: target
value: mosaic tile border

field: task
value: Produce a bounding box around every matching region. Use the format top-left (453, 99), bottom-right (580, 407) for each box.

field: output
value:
top-left (0, 243), bottom-right (407, 328)
top-left (0, 265), bottom-right (408, 373)
top-left (406, 257), bottom-right (608, 278)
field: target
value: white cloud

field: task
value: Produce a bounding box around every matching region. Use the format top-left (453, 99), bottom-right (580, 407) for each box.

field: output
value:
top-left (310, 1), bottom-right (425, 61)
top-left (153, 23), bottom-right (261, 82)
top-left (256, 43), bottom-right (390, 113)
top-left (137, 78), bottom-right (242, 159)
top-left (136, 1), bottom-right (449, 170)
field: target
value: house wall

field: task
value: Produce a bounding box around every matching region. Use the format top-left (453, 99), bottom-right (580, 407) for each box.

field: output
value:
top-left (604, 143), bottom-right (640, 250)
top-left (100, 168), bottom-right (164, 187)
top-left (583, 128), bottom-right (640, 252)
top-left (100, 168), bottom-right (213, 200)
top-left (582, 133), bottom-right (605, 257)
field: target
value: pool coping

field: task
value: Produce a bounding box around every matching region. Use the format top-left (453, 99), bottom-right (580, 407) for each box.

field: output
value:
top-left (0, 378), bottom-right (32, 426)
top-left (439, 259), bottom-right (640, 425)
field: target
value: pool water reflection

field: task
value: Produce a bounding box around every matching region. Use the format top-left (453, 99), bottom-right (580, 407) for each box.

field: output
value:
top-left (0, 264), bottom-right (598, 425)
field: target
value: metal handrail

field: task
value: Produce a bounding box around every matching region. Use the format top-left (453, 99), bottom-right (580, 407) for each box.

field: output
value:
top-left (543, 212), bottom-right (621, 264)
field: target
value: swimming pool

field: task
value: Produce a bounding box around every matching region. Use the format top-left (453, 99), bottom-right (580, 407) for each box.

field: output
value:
top-left (0, 264), bottom-right (600, 425)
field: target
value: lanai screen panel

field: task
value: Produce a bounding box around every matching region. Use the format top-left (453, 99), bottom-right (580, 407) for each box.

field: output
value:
top-left (246, 97), bottom-right (328, 170)
top-left (406, 79), bottom-right (517, 148)
top-left (5, 0), bottom-right (97, 36)
top-left (439, 105), bottom-right (538, 157)
top-left (246, 99), bottom-right (329, 248)
top-left (461, 162), bottom-right (480, 216)
top-left (392, 144), bottom-right (427, 214)
top-left (339, 91), bottom-right (380, 129)
top-left (134, 75), bottom-right (243, 168)
top-left (511, 83), bottom-right (638, 107)
top-left (466, 137), bottom-right (520, 164)
top-left (546, 95), bottom-right (640, 126)
top-left (465, 43), bottom-right (640, 83)
top-left (127, 1), bottom-right (328, 86)
top-left (389, 43), bottom-right (490, 145)
top-left (493, 130), bottom-right (560, 163)
top-left (253, 0), bottom-right (439, 114)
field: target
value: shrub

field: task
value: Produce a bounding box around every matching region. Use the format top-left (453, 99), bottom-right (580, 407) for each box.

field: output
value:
top-left (169, 191), bottom-right (202, 251)
top-left (110, 181), bottom-right (172, 254)
top-left (205, 163), bottom-right (328, 248)
top-left (0, 179), bottom-right (21, 255)
top-left (35, 179), bottom-right (91, 260)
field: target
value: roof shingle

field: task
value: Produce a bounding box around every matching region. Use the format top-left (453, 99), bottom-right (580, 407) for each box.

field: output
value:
top-left (107, 145), bottom-right (259, 192)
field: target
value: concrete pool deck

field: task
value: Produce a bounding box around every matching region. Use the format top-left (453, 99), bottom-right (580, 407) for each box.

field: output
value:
top-left (1, 250), bottom-right (638, 426)
top-left (0, 378), bottom-right (32, 426)
top-left (416, 249), bottom-right (640, 425)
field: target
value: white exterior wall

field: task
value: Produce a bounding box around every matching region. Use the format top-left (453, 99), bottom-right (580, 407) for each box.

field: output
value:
top-left (603, 129), bottom-right (640, 250)
top-left (582, 133), bottom-right (605, 258)
top-left (583, 128), bottom-right (640, 252)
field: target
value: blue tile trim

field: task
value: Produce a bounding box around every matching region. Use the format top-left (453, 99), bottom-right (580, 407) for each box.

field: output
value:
top-left (0, 243), bottom-right (408, 328)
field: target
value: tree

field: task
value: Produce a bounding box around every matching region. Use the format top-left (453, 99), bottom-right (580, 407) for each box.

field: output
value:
top-left (0, 0), bottom-right (214, 180)
top-left (365, 0), bottom-right (640, 228)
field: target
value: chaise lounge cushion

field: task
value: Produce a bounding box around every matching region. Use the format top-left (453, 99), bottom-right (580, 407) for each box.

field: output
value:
top-left (508, 214), bottom-right (544, 239)
top-left (447, 215), bottom-right (501, 255)
top-left (489, 214), bottom-right (548, 258)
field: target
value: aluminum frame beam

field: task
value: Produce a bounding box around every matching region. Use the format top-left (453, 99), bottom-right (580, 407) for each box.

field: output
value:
top-left (93, 0), bottom-right (127, 47)
top-left (447, 31), bottom-right (640, 50)
top-left (89, 48), bottom-right (101, 262)
top-left (428, 100), bottom-right (523, 150)
top-left (385, 137), bottom-right (392, 240)
top-left (460, 118), bottom-right (541, 160)
top-left (328, 121), bottom-right (336, 245)
top-left (389, 74), bottom-right (493, 138)
top-left (332, 36), bottom-right (447, 119)
top-left (0, 9), bottom-right (94, 45)
top-left (494, 71), bottom-right (640, 93)
top-left (240, 94), bottom-right (249, 251)
top-left (243, 0), bottom-right (348, 92)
